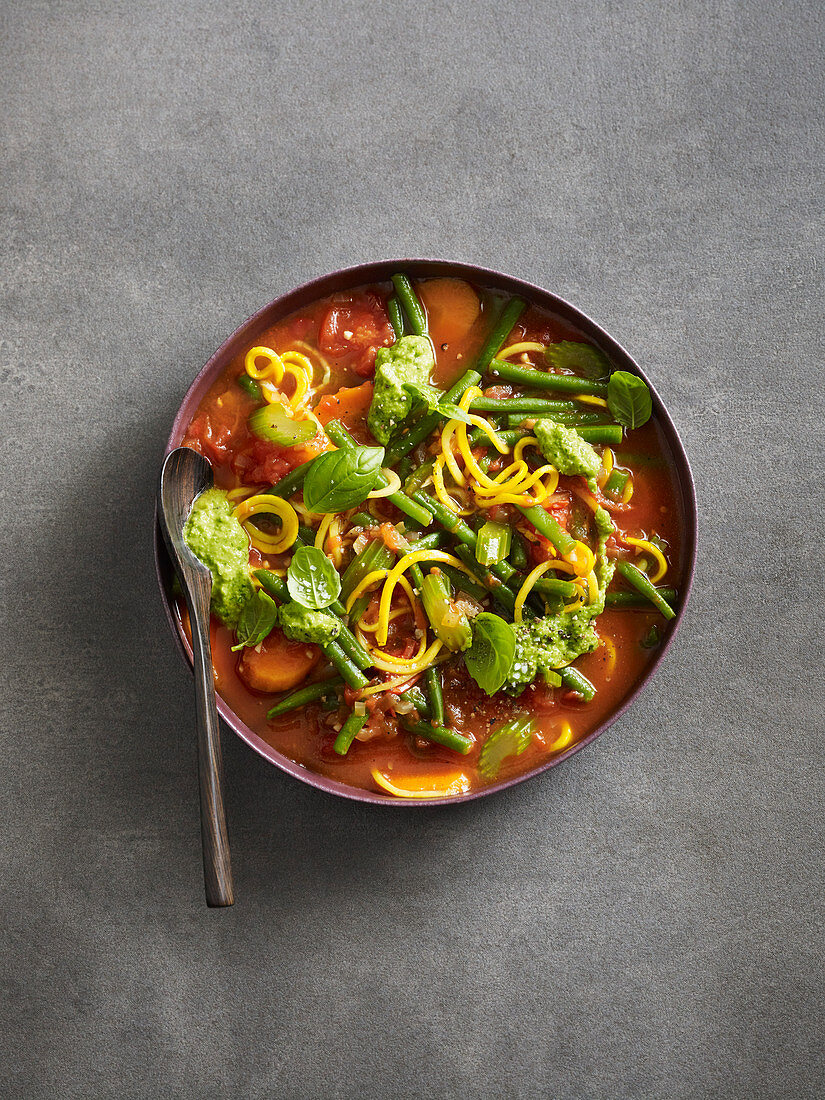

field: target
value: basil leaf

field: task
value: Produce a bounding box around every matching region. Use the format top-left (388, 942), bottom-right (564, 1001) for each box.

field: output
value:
top-left (230, 590), bottom-right (279, 651)
top-left (404, 382), bottom-right (474, 426)
top-left (607, 370), bottom-right (652, 429)
top-left (463, 612), bottom-right (515, 695)
top-left (286, 544), bottom-right (341, 609)
top-left (546, 341), bottom-right (610, 380)
top-left (303, 445), bottom-right (385, 513)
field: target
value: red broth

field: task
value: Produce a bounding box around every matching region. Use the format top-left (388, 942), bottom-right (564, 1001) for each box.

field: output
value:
top-left (178, 278), bottom-right (687, 796)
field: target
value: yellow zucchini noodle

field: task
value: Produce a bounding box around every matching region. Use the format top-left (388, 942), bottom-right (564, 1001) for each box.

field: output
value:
top-left (232, 494), bottom-right (299, 554)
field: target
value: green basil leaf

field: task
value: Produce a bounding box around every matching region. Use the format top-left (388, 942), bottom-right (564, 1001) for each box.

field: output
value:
top-left (546, 341), bottom-right (610, 380)
top-left (302, 445), bottom-right (385, 513)
top-left (248, 403), bottom-right (317, 446)
top-left (404, 382), bottom-right (474, 426)
top-left (607, 370), bottom-right (652, 429)
top-left (230, 590), bottom-right (279, 651)
top-left (286, 544), bottom-right (341, 609)
top-left (463, 612), bottom-right (515, 695)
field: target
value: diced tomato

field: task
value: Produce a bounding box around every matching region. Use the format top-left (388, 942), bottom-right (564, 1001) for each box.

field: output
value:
top-left (183, 386), bottom-right (247, 468)
top-left (318, 293), bottom-right (393, 376)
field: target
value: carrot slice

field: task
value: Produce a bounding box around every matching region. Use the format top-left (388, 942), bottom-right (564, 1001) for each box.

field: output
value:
top-left (238, 629), bottom-right (321, 693)
top-left (370, 768), bottom-right (471, 799)
top-left (418, 278), bottom-right (480, 344)
top-left (314, 382), bottom-right (374, 430)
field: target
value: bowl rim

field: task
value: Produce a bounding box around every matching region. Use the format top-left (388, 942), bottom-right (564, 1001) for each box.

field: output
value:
top-left (154, 257), bottom-right (698, 807)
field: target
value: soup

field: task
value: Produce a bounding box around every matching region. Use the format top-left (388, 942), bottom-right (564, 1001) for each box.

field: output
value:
top-left (178, 273), bottom-right (686, 798)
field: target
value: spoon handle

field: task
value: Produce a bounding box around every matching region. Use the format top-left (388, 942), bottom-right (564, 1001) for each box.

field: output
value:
top-left (185, 570), bottom-right (234, 907)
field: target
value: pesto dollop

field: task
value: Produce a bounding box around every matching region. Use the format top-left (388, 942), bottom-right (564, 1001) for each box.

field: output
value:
top-left (367, 335), bottom-right (435, 444)
top-left (278, 602), bottom-right (341, 646)
top-left (182, 488), bottom-right (253, 627)
top-left (533, 418), bottom-right (602, 488)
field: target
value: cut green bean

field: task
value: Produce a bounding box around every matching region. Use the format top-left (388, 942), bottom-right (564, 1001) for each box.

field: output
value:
top-left (424, 667), bottom-right (445, 726)
top-left (404, 458), bottom-right (435, 494)
top-left (576, 424), bottom-right (623, 446)
top-left (401, 718), bottom-right (472, 755)
top-left (340, 537), bottom-right (394, 601)
top-left (408, 491), bottom-right (519, 586)
top-left (507, 409), bottom-right (605, 428)
top-left (474, 297), bottom-right (527, 373)
top-left (532, 576), bottom-right (578, 600)
top-left (349, 511), bottom-right (376, 528)
top-left (517, 505), bottom-right (577, 556)
top-left (391, 273), bottom-right (427, 336)
top-left (323, 639), bottom-right (369, 689)
top-left (267, 676), bottom-right (344, 718)
top-left (333, 709), bottom-right (369, 755)
top-left (615, 561), bottom-right (676, 620)
top-left (467, 427), bottom-right (526, 448)
top-left (509, 530), bottom-right (528, 570)
top-left (387, 295), bottom-right (405, 339)
top-left (266, 460), bottom-right (313, 499)
top-left (469, 396), bottom-right (606, 415)
top-left (385, 370), bottom-right (483, 465)
top-left (605, 586), bottom-right (677, 609)
top-left (400, 686), bottom-right (430, 718)
top-left (324, 420), bottom-right (433, 527)
top-left (603, 468), bottom-right (630, 498)
top-left (238, 374), bottom-right (262, 400)
top-left (410, 530), bottom-right (447, 552)
top-left (489, 359), bottom-right (609, 396)
top-left (438, 563), bottom-right (489, 603)
top-left (559, 666), bottom-right (596, 700)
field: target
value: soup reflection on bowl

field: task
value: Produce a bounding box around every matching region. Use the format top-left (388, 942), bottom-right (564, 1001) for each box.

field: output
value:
top-left (156, 260), bottom-right (696, 805)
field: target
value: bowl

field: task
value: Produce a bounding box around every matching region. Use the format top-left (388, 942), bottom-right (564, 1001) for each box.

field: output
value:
top-left (155, 259), bottom-right (698, 806)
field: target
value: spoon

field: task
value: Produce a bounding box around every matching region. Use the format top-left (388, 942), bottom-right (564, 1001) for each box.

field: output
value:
top-left (158, 447), bottom-right (234, 907)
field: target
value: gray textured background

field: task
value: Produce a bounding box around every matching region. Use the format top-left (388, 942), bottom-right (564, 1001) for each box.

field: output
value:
top-left (2, 1), bottom-right (823, 1097)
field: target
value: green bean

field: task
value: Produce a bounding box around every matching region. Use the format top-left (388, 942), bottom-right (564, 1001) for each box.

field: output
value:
top-left (238, 374), bottom-right (262, 400)
top-left (506, 410), bottom-right (605, 428)
top-left (349, 511), bottom-right (376, 528)
top-left (603, 468), bottom-right (630, 498)
top-left (533, 577), bottom-right (578, 600)
top-left (333, 709), bottom-right (369, 755)
top-left (467, 427), bottom-right (526, 448)
top-left (489, 359), bottom-right (608, 396)
top-left (424, 667), bottom-right (445, 726)
top-left (296, 524), bottom-right (315, 545)
top-left (410, 530), bottom-right (447, 551)
top-left (332, 628), bottom-right (372, 673)
top-left (324, 640), bottom-right (369, 689)
top-left (509, 530), bottom-right (529, 570)
top-left (324, 420), bottom-right (433, 528)
top-left (401, 718), bottom-right (472, 755)
top-left (408, 491), bottom-right (519, 586)
top-left (474, 297), bottom-right (527, 373)
top-left (391, 273), bottom-right (427, 336)
top-left (267, 676), bottom-right (344, 718)
top-left (559, 666), bottom-right (596, 700)
top-left (396, 455), bottom-right (414, 483)
top-left (400, 686), bottom-right (430, 718)
top-left (469, 396), bottom-right (606, 415)
top-left (615, 561), bottom-right (676, 620)
top-left (453, 546), bottom-right (526, 617)
top-left (605, 587), bottom-right (677, 608)
top-left (387, 295), bottom-right (405, 339)
top-left (577, 424), bottom-right (623, 446)
top-left (438, 563), bottom-right (489, 603)
top-left (516, 505), bottom-right (577, 556)
top-left (404, 458), bottom-right (435, 494)
top-left (254, 568), bottom-right (290, 603)
top-left (267, 460), bottom-right (313, 499)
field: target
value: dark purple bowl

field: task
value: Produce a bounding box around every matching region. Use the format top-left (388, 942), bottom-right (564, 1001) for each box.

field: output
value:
top-left (155, 259), bottom-right (698, 806)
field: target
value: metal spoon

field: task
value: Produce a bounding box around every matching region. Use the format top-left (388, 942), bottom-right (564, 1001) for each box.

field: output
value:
top-left (158, 447), bottom-right (234, 907)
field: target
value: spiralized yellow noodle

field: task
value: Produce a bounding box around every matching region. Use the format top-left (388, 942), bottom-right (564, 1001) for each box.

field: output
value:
top-left (244, 346), bottom-right (282, 381)
top-left (368, 469), bottom-right (402, 499)
top-left (582, 569), bottom-right (599, 604)
top-left (345, 569), bottom-right (389, 613)
top-left (314, 513), bottom-right (335, 553)
top-left (566, 541), bottom-right (597, 577)
top-left (574, 394), bottom-right (608, 408)
top-left (245, 345), bottom-right (313, 412)
top-left (514, 560), bottom-right (559, 623)
top-left (624, 537), bottom-right (667, 583)
top-left (357, 674), bottom-right (421, 699)
top-left (497, 341), bottom-right (546, 360)
top-left (433, 454), bottom-right (472, 515)
top-left (369, 637), bottom-right (444, 675)
top-left (232, 494), bottom-right (299, 554)
top-left (549, 721), bottom-right (575, 753)
top-left (226, 485), bottom-right (259, 503)
top-left (371, 768), bottom-right (471, 799)
top-left (602, 447), bottom-right (615, 476)
top-left (286, 339), bottom-right (332, 390)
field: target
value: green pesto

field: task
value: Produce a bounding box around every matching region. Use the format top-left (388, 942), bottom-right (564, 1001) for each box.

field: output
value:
top-left (182, 487), bottom-right (253, 627)
top-left (278, 602), bottom-right (341, 646)
top-left (367, 335), bottom-right (435, 445)
top-left (533, 418), bottom-right (602, 489)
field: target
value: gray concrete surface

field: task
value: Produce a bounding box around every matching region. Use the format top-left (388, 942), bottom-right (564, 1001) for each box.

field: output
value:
top-left (2, 1), bottom-right (823, 1097)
